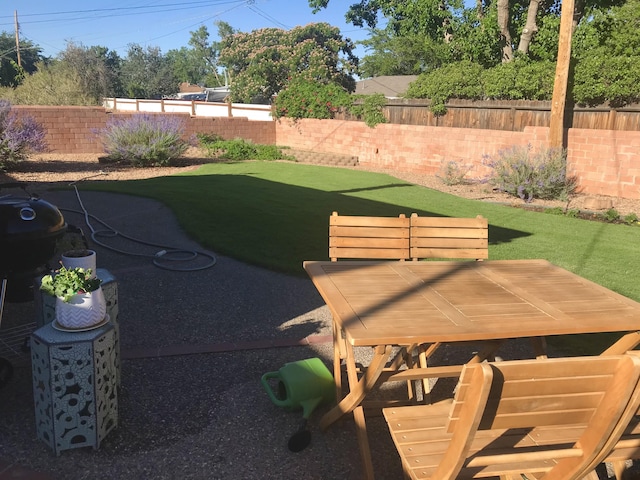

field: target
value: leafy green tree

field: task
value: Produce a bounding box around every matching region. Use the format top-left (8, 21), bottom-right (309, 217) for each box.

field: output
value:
top-left (0, 32), bottom-right (44, 87)
top-left (218, 23), bottom-right (358, 103)
top-left (166, 24), bottom-right (228, 87)
top-left (359, 28), bottom-right (451, 76)
top-left (4, 61), bottom-right (94, 105)
top-left (120, 44), bottom-right (178, 98)
top-left (572, 0), bottom-right (640, 106)
top-left (58, 43), bottom-right (123, 103)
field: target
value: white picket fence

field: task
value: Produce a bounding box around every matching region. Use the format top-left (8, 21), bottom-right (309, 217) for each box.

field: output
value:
top-left (102, 98), bottom-right (273, 121)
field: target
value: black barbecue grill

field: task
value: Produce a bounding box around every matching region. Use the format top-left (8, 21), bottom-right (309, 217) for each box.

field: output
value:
top-left (0, 182), bottom-right (67, 388)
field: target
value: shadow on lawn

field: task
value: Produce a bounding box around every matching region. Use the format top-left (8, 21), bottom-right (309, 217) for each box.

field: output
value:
top-left (78, 171), bottom-right (530, 276)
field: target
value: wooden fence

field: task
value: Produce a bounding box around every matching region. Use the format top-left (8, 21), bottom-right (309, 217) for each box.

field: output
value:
top-left (337, 99), bottom-right (640, 132)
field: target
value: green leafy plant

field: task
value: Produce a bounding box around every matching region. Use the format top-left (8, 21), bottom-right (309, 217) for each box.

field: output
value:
top-left (623, 212), bottom-right (639, 225)
top-left (602, 208), bottom-right (620, 223)
top-left (197, 136), bottom-right (293, 161)
top-left (98, 114), bottom-right (188, 167)
top-left (543, 207), bottom-right (565, 215)
top-left (40, 267), bottom-right (102, 302)
top-left (350, 93), bottom-right (387, 127)
top-left (483, 145), bottom-right (577, 202)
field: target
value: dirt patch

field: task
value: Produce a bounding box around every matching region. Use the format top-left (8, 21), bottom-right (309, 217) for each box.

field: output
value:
top-left (1, 150), bottom-right (639, 220)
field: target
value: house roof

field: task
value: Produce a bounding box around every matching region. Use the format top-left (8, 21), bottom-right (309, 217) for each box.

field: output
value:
top-left (354, 75), bottom-right (419, 98)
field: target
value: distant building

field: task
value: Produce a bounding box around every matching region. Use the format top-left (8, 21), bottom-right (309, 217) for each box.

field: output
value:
top-left (354, 75), bottom-right (419, 99)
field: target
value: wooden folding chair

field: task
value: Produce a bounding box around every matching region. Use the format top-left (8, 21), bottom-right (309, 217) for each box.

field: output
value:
top-left (329, 211), bottom-right (410, 261)
top-left (409, 213), bottom-right (489, 262)
top-left (328, 211), bottom-right (413, 400)
top-left (409, 213), bottom-right (491, 399)
top-left (383, 354), bottom-right (640, 480)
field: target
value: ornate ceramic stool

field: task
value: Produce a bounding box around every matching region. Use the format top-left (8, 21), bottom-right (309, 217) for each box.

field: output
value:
top-left (35, 268), bottom-right (120, 386)
top-left (30, 321), bottom-right (118, 455)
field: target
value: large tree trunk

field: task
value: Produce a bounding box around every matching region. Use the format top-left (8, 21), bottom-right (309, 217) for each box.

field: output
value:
top-left (517, 0), bottom-right (541, 55)
top-left (497, 0), bottom-right (513, 62)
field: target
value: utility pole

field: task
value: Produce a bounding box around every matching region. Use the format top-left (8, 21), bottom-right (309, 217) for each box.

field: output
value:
top-left (14, 10), bottom-right (21, 67)
top-left (549, 0), bottom-right (575, 148)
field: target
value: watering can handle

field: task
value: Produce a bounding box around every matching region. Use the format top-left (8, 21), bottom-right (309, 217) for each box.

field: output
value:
top-left (261, 371), bottom-right (289, 407)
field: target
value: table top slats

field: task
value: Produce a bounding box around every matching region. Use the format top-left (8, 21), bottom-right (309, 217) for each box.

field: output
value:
top-left (303, 260), bottom-right (640, 346)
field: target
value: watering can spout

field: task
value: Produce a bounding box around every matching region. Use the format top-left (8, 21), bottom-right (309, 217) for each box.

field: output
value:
top-left (300, 397), bottom-right (324, 420)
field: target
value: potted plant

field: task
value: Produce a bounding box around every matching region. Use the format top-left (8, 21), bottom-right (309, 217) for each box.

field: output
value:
top-left (40, 267), bottom-right (106, 330)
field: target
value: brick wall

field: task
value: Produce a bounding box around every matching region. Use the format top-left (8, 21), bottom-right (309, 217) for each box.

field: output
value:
top-left (14, 106), bottom-right (640, 199)
top-left (275, 119), bottom-right (640, 200)
top-left (15, 106), bottom-right (276, 155)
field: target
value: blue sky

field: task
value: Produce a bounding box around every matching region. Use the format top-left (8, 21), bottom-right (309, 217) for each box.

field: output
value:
top-left (1, 0), bottom-right (372, 59)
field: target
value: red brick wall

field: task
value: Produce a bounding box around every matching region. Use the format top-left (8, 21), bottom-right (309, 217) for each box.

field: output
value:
top-left (14, 106), bottom-right (276, 155)
top-left (13, 106), bottom-right (640, 199)
top-left (275, 119), bottom-right (640, 200)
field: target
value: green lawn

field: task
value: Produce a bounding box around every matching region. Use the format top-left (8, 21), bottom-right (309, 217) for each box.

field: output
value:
top-left (84, 161), bottom-right (640, 354)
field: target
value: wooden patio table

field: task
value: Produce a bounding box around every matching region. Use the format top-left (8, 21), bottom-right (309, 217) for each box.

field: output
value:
top-left (303, 259), bottom-right (640, 480)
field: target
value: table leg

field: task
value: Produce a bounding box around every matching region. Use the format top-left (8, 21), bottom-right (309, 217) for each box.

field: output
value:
top-left (530, 337), bottom-right (548, 359)
top-left (353, 405), bottom-right (375, 480)
top-left (320, 344), bottom-right (392, 431)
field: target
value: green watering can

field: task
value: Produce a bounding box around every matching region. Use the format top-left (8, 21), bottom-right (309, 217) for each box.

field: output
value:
top-left (261, 357), bottom-right (334, 452)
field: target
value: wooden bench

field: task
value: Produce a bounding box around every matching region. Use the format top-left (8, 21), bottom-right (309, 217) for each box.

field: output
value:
top-left (383, 354), bottom-right (640, 480)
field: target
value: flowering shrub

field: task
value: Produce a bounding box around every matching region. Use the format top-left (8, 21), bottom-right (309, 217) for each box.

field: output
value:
top-left (99, 114), bottom-right (188, 167)
top-left (484, 145), bottom-right (577, 202)
top-left (219, 23), bottom-right (358, 104)
top-left (274, 78), bottom-right (352, 120)
top-left (0, 100), bottom-right (47, 170)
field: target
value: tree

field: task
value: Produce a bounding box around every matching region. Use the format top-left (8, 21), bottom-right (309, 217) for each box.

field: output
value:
top-left (359, 28), bottom-right (450, 76)
top-left (0, 32), bottom-right (44, 87)
top-left (166, 22), bottom-right (235, 88)
top-left (58, 42), bottom-right (123, 103)
top-left (120, 44), bottom-right (177, 98)
top-left (6, 61), bottom-right (94, 105)
top-left (218, 23), bottom-right (358, 103)
top-left (307, 0), bottom-right (567, 66)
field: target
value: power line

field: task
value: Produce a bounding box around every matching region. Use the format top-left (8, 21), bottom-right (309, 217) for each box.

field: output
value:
top-left (0, 1), bottom-right (246, 28)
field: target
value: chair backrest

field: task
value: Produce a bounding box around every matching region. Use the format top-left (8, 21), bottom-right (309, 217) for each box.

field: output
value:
top-left (434, 354), bottom-right (640, 479)
top-left (409, 213), bottom-right (488, 261)
top-left (329, 211), bottom-right (410, 261)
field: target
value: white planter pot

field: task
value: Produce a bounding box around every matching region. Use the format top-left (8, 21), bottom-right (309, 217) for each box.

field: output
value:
top-left (61, 250), bottom-right (97, 278)
top-left (55, 287), bottom-right (106, 329)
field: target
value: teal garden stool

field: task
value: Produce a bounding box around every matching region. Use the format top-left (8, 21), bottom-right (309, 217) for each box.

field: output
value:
top-left (30, 320), bottom-right (118, 455)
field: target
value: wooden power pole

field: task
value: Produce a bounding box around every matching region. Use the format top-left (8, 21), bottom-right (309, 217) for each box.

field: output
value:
top-left (549, 0), bottom-right (575, 148)
top-left (14, 10), bottom-right (21, 67)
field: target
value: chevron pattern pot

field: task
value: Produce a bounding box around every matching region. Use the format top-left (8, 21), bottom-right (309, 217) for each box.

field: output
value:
top-left (55, 287), bottom-right (107, 329)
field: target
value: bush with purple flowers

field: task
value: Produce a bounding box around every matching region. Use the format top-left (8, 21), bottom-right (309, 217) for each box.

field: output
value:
top-left (483, 145), bottom-right (577, 202)
top-left (99, 114), bottom-right (188, 167)
top-left (0, 100), bottom-right (47, 170)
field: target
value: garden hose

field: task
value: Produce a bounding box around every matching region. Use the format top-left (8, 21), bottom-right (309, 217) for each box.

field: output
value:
top-left (59, 174), bottom-right (216, 272)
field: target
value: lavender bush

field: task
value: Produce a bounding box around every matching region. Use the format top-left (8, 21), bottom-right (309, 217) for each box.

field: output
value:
top-left (483, 145), bottom-right (577, 202)
top-left (99, 114), bottom-right (188, 167)
top-left (0, 100), bottom-right (47, 170)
